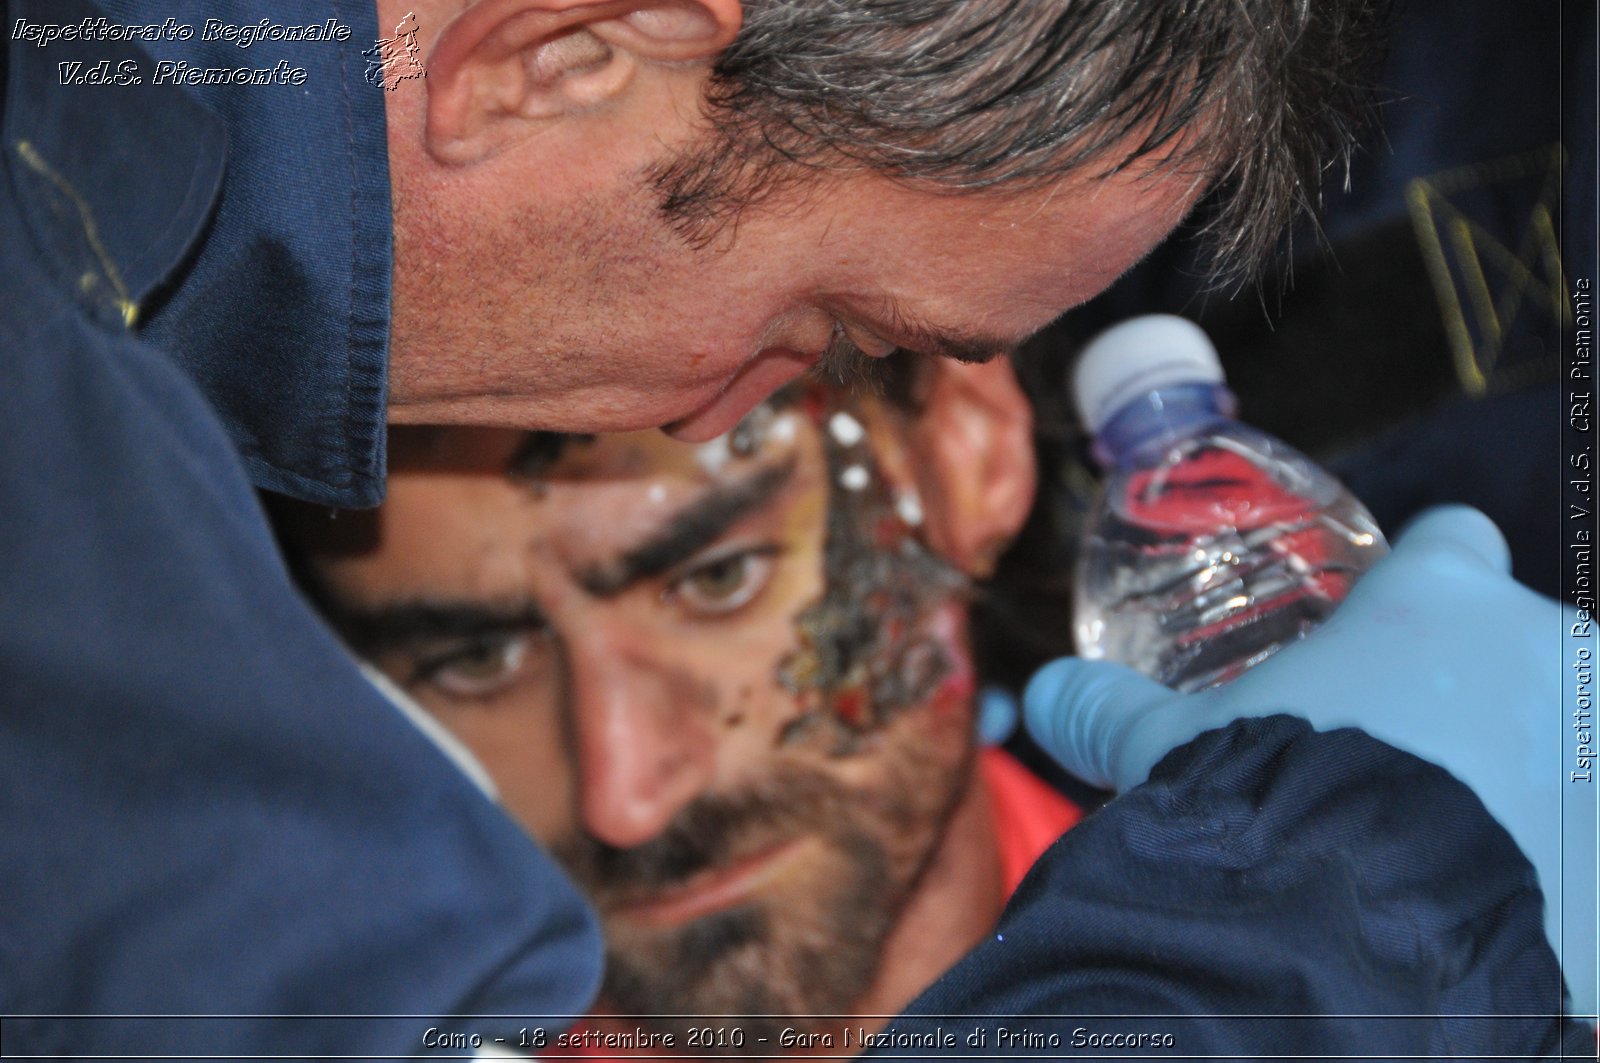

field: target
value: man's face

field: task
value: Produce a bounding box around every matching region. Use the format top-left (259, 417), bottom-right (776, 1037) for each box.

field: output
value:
top-left (389, 119), bottom-right (1201, 441)
top-left (301, 389), bottom-right (987, 1032)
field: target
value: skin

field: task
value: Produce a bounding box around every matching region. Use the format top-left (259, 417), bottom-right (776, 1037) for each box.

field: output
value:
top-left (349, 1), bottom-right (1115, 1030)
top-left (292, 378), bottom-right (1031, 1048)
top-left (378, 0), bottom-right (1206, 440)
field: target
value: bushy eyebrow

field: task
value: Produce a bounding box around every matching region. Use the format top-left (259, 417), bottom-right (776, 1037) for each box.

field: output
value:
top-left (312, 458), bottom-right (797, 647)
top-left (329, 599), bottom-right (549, 655)
top-left (575, 458), bottom-right (797, 597)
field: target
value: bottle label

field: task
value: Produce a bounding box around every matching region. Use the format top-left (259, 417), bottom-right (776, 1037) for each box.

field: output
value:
top-left (1125, 447), bottom-right (1312, 534)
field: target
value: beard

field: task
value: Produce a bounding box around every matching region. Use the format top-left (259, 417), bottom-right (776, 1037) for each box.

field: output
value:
top-left (552, 740), bottom-right (969, 1045)
top-left (598, 829), bottom-right (892, 1046)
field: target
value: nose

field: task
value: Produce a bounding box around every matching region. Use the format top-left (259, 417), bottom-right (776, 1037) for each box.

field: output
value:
top-left (662, 348), bottom-right (814, 443)
top-left (568, 639), bottom-right (719, 850)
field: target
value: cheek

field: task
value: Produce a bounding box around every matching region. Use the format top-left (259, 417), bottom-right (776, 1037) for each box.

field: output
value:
top-left (503, 750), bottom-right (579, 846)
top-left (916, 603), bottom-right (978, 720)
top-left (720, 673), bottom-right (780, 730)
top-left (658, 638), bottom-right (772, 712)
top-left (634, 267), bottom-right (788, 373)
top-left (659, 659), bottom-right (722, 716)
top-left (432, 698), bottom-right (576, 845)
top-left (714, 652), bottom-right (812, 737)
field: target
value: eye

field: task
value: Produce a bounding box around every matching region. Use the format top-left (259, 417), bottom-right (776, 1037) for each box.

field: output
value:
top-left (667, 546), bottom-right (779, 616)
top-left (411, 633), bottom-right (532, 699)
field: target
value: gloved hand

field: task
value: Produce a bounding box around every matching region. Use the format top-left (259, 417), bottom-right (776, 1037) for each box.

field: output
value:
top-left (1025, 505), bottom-right (1596, 1018)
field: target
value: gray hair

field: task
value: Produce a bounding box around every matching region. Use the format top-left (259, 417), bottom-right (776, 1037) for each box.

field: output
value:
top-left (649, 0), bottom-right (1386, 288)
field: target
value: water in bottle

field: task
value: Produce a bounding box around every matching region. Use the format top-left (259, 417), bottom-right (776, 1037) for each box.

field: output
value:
top-left (1070, 315), bottom-right (1389, 692)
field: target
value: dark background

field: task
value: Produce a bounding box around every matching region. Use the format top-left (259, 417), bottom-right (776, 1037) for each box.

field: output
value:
top-left (980, 0), bottom-right (1593, 796)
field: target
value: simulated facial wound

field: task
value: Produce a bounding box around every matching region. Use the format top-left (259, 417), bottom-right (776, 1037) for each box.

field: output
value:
top-left (775, 395), bottom-right (970, 752)
top-left (294, 382), bottom-right (990, 1044)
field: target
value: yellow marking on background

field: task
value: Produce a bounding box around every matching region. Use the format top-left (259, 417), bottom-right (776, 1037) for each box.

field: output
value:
top-left (1406, 145), bottom-right (1568, 397)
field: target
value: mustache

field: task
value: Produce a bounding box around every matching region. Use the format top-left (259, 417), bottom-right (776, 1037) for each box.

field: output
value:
top-left (552, 766), bottom-right (851, 905)
top-left (807, 328), bottom-right (889, 397)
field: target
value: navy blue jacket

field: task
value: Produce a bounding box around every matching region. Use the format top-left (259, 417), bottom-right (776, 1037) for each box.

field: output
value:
top-left (885, 717), bottom-right (1593, 1057)
top-left (0, 0), bottom-right (1587, 1057)
top-left (0, 0), bottom-right (602, 1054)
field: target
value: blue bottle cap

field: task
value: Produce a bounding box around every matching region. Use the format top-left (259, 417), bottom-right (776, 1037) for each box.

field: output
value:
top-left (1073, 315), bottom-right (1225, 432)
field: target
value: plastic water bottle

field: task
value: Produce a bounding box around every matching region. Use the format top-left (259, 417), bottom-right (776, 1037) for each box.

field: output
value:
top-left (1071, 316), bottom-right (1389, 692)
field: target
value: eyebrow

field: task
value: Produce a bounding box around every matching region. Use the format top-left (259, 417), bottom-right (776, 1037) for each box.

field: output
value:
top-left (873, 298), bottom-right (1023, 365)
top-left (328, 598), bottom-right (549, 655)
top-left (316, 459), bottom-right (798, 646)
top-left (575, 457), bottom-right (797, 597)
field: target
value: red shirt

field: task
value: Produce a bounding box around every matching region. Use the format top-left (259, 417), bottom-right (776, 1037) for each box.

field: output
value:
top-left (980, 747), bottom-right (1084, 894)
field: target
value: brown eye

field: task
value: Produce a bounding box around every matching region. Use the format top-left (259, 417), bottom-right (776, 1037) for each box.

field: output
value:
top-left (414, 634), bottom-right (530, 699)
top-left (669, 548), bottom-right (777, 616)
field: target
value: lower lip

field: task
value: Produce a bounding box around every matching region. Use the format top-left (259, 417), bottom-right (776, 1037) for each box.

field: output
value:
top-left (613, 839), bottom-right (811, 928)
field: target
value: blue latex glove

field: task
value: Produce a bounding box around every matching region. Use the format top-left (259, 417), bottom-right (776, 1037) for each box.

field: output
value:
top-left (976, 685), bottom-right (1020, 746)
top-left (1025, 505), bottom-right (1597, 1019)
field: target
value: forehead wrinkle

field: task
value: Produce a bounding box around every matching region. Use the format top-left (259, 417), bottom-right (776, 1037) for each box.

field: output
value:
top-left (573, 457), bottom-right (799, 598)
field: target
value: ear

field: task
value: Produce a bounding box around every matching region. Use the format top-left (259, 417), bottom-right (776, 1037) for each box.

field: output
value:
top-left (870, 360), bottom-right (1037, 578)
top-left (423, 0), bottom-right (741, 165)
